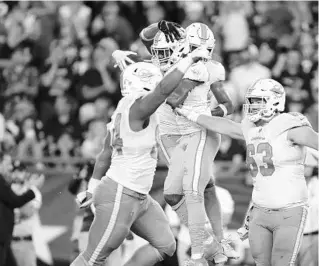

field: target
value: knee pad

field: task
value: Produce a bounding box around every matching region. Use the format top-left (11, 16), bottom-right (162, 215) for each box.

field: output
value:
top-left (164, 193), bottom-right (184, 208)
top-left (158, 240), bottom-right (176, 258)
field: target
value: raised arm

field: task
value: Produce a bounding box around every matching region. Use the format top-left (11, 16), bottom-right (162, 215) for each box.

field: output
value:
top-left (140, 21), bottom-right (183, 53)
top-left (0, 177), bottom-right (36, 208)
top-left (210, 81), bottom-right (234, 117)
top-left (287, 126), bottom-right (319, 150)
top-left (166, 79), bottom-right (201, 108)
top-left (131, 48), bottom-right (209, 121)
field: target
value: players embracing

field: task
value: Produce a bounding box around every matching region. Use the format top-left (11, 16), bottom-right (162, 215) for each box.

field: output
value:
top-left (70, 26), bottom-right (211, 265)
top-left (140, 21), bottom-right (238, 266)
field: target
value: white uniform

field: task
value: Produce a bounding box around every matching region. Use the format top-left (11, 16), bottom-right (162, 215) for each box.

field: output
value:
top-left (164, 60), bottom-right (226, 195)
top-left (106, 93), bottom-right (159, 194)
top-left (177, 60), bottom-right (225, 134)
top-left (72, 93), bottom-right (176, 266)
top-left (241, 112), bottom-right (311, 209)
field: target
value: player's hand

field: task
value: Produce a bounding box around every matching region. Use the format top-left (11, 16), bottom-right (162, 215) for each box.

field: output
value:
top-left (175, 107), bottom-right (201, 123)
top-left (189, 46), bottom-right (210, 63)
top-left (112, 50), bottom-right (137, 71)
top-left (76, 191), bottom-right (93, 209)
top-left (158, 20), bottom-right (184, 43)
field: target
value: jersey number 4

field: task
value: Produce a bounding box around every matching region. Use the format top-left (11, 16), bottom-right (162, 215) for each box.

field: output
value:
top-left (246, 142), bottom-right (275, 177)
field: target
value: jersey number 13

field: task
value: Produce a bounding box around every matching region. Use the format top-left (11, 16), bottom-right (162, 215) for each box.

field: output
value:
top-left (246, 142), bottom-right (275, 177)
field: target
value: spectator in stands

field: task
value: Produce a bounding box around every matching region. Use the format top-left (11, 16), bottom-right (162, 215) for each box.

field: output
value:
top-left (77, 38), bottom-right (119, 105)
top-left (3, 40), bottom-right (38, 98)
top-left (16, 117), bottom-right (44, 169)
top-left (81, 119), bottom-right (106, 159)
top-left (90, 1), bottom-right (133, 49)
top-left (229, 45), bottom-right (271, 105)
top-left (58, 1), bottom-right (91, 44)
top-left (43, 94), bottom-right (81, 143)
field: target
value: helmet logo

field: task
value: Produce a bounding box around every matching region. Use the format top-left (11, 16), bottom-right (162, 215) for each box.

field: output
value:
top-left (197, 24), bottom-right (209, 45)
top-left (136, 69), bottom-right (154, 83)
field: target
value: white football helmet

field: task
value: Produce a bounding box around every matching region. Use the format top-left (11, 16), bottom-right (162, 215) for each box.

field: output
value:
top-left (120, 62), bottom-right (163, 96)
top-left (151, 31), bottom-right (180, 72)
top-left (243, 79), bottom-right (286, 122)
top-left (185, 23), bottom-right (215, 56)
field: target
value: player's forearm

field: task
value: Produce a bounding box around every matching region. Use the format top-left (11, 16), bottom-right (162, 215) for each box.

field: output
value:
top-left (140, 23), bottom-right (159, 41)
top-left (91, 150), bottom-right (112, 181)
top-left (137, 56), bottom-right (194, 119)
top-left (210, 81), bottom-right (234, 117)
top-left (197, 115), bottom-right (244, 140)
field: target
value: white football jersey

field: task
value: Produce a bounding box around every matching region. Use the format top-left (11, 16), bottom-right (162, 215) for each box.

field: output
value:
top-left (177, 60), bottom-right (225, 134)
top-left (156, 103), bottom-right (180, 136)
top-left (105, 93), bottom-right (159, 194)
top-left (156, 66), bottom-right (180, 136)
top-left (242, 113), bottom-right (311, 209)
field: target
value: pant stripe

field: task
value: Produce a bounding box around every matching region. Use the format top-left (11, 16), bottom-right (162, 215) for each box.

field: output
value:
top-left (88, 184), bottom-right (123, 265)
top-left (289, 206), bottom-right (308, 265)
top-left (158, 135), bottom-right (171, 165)
top-left (192, 130), bottom-right (207, 192)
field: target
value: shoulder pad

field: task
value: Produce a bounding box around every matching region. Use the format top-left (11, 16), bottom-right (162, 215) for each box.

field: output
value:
top-left (206, 60), bottom-right (225, 84)
top-left (183, 61), bottom-right (209, 82)
top-left (270, 113), bottom-right (312, 137)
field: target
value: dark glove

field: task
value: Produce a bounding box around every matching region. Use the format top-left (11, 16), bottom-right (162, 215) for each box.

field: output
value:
top-left (158, 20), bottom-right (183, 43)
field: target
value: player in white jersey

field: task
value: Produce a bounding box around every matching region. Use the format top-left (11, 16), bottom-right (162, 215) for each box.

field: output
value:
top-left (139, 20), bottom-right (184, 164)
top-left (176, 78), bottom-right (319, 266)
top-left (141, 22), bottom-right (238, 265)
top-left (71, 47), bottom-right (211, 266)
top-left (164, 23), bottom-right (237, 266)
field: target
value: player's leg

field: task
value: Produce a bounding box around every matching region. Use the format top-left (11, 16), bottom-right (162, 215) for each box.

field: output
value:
top-left (248, 207), bottom-right (273, 266)
top-left (182, 130), bottom-right (225, 263)
top-left (71, 178), bottom-right (139, 266)
top-left (125, 195), bottom-right (176, 266)
top-left (271, 206), bottom-right (308, 266)
top-left (157, 134), bottom-right (180, 166)
top-left (162, 135), bottom-right (189, 226)
top-left (202, 130), bottom-right (223, 242)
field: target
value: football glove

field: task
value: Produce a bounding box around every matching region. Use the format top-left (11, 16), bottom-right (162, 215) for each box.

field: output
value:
top-left (158, 20), bottom-right (184, 43)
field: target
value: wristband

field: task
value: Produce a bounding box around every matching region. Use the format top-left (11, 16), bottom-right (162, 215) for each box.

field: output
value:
top-left (88, 178), bottom-right (101, 193)
top-left (218, 104), bottom-right (228, 117)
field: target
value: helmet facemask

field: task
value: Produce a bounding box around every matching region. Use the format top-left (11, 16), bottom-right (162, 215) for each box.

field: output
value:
top-left (151, 46), bottom-right (175, 72)
top-left (243, 79), bottom-right (286, 123)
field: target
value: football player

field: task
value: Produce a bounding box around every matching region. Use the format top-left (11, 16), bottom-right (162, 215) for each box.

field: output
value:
top-left (71, 47), bottom-right (210, 266)
top-left (177, 78), bottom-right (318, 266)
top-left (141, 22), bottom-right (238, 266)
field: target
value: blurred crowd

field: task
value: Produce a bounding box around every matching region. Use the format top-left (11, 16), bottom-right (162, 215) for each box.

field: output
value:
top-left (0, 1), bottom-right (318, 266)
top-left (0, 1), bottom-right (317, 170)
